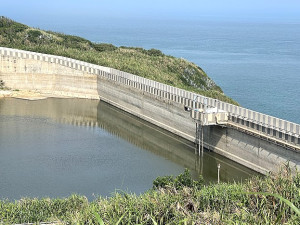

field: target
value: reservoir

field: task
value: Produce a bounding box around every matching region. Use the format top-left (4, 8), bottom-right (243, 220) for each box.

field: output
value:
top-left (0, 98), bottom-right (257, 200)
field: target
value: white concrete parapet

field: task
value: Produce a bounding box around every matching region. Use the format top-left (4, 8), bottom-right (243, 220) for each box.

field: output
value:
top-left (0, 47), bottom-right (299, 143)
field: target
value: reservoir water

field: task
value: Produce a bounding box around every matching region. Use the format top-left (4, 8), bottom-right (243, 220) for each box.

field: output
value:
top-left (0, 98), bottom-right (256, 200)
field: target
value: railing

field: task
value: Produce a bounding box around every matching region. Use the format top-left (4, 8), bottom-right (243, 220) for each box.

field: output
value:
top-left (1, 47), bottom-right (299, 146)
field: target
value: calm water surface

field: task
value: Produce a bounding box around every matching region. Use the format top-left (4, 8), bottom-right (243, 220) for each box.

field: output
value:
top-left (0, 98), bottom-right (257, 200)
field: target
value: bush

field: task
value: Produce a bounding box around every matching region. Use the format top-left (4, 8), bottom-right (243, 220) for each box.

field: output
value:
top-left (153, 168), bottom-right (204, 190)
top-left (27, 30), bottom-right (43, 43)
top-left (147, 48), bottom-right (164, 57)
top-left (93, 43), bottom-right (117, 52)
top-left (152, 175), bottom-right (174, 189)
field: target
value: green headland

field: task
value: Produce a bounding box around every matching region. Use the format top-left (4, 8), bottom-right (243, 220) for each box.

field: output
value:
top-left (0, 16), bottom-right (237, 105)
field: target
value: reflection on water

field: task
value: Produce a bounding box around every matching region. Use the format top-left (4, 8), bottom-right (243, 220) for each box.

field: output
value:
top-left (0, 98), bottom-right (258, 200)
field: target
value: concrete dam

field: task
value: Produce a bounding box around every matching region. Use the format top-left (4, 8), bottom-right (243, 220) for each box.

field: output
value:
top-left (1, 47), bottom-right (299, 174)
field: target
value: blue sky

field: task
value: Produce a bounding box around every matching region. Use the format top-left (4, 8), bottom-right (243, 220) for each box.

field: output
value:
top-left (1, 0), bottom-right (300, 24)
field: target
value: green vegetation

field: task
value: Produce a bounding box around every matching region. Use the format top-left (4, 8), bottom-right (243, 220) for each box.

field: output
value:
top-left (0, 16), bottom-right (238, 104)
top-left (0, 167), bottom-right (299, 224)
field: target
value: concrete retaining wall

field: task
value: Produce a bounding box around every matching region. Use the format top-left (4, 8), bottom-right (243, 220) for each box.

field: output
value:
top-left (0, 48), bottom-right (99, 99)
top-left (1, 47), bottom-right (299, 174)
top-left (96, 73), bottom-right (300, 174)
top-left (97, 77), bottom-right (195, 142)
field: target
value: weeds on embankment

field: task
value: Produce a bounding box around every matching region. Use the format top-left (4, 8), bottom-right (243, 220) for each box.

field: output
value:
top-left (0, 167), bottom-right (299, 224)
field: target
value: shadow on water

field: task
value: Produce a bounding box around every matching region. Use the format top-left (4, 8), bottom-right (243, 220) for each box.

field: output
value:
top-left (0, 98), bottom-right (258, 199)
top-left (96, 100), bottom-right (259, 183)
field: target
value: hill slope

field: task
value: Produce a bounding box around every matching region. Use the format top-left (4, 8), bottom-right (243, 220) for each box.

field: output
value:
top-left (0, 16), bottom-right (237, 104)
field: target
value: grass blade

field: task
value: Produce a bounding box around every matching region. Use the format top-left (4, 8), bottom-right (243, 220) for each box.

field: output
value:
top-left (115, 211), bottom-right (127, 225)
top-left (243, 191), bottom-right (300, 217)
top-left (93, 210), bottom-right (105, 225)
top-left (151, 216), bottom-right (158, 225)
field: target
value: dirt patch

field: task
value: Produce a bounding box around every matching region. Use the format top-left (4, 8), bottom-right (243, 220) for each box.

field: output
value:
top-left (0, 89), bottom-right (48, 100)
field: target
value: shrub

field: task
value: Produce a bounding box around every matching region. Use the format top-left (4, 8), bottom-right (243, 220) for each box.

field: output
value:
top-left (27, 30), bottom-right (43, 43)
top-left (153, 169), bottom-right (204, 190)
top-left (147, 48), bottom-right (164, 57)
top-left (153, 175), bottom-right (174, 188)
top-left (93, 43), bottom-right (117, 52)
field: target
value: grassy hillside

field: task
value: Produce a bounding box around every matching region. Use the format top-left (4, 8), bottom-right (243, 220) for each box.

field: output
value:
top-left (0, 16), bottom-right (238, 104)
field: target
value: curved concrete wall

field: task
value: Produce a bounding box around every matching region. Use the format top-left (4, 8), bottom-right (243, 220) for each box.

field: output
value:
top-left (1, 47), bottom-right (300, 174)
top-left (0, 48), bottom-right (99, 99)
top-left (1, 47), bottom-right (298, 143)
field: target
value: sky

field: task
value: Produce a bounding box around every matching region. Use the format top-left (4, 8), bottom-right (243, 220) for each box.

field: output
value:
top-left (1, 0), bottom-right (300, 25)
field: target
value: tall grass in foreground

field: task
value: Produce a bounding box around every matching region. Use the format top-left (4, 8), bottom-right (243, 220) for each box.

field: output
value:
top-left (0, 167), bottom-right (299, 224)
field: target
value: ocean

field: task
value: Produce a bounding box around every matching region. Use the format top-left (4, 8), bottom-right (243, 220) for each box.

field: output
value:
top-left (33, 18), bottom-right (300, 124)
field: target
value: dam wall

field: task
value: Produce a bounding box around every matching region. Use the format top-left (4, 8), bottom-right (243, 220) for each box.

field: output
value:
top-left (0, 48), bottom-right (100, 99)
top-left (1, 47), bottom-right (299, 174)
